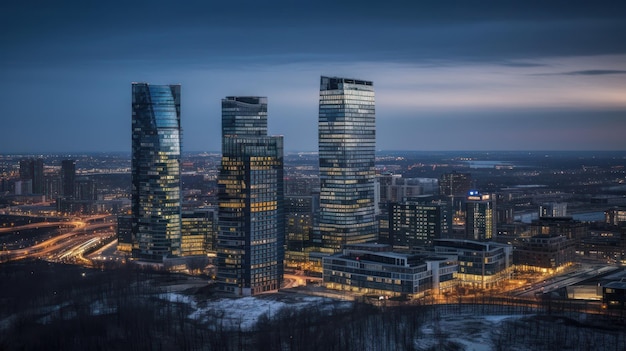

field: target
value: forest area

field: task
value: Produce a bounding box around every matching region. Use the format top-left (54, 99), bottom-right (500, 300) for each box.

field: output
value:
top-left (1, 261), bottom-right (625, 351)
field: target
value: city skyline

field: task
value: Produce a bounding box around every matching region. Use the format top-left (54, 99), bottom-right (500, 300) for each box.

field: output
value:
top-left (2, 1), bottom-right (626, 153)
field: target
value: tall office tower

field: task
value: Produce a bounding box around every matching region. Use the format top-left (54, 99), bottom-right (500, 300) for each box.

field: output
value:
top-left (465, 191), bottom-right (496, 241)
top-left (19, 158), bottom-right (44, 194)
top-left (217, 96), bottom-right (284, 296)
top-left (74, 177), bottom-right (97, 200)
top-left (390, 200), bottom-right (451, 250)
top-left (317, 76), bottom-right (377, 253)
top-left (60, 160), bottom-right (76, 197)
top-left (131, 83), bottom-right (182, 261)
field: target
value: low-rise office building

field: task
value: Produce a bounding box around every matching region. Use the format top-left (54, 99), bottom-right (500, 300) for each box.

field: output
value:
top-left (514, 234), bottom-right (575, 273)
top-left (434, 239), bottom-right (512, 289)
top-left (322, 244), bottom-right (457, 298)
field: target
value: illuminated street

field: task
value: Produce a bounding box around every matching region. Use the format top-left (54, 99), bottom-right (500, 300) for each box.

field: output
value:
top-left (0, 216), bottom-right (116, 265)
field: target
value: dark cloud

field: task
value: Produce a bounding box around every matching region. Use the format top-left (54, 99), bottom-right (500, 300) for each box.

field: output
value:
top-left (561, 69), bottom-right (626, 75)
top-left (2, 0), bottom-right (626, 68)
top-left (1, 1), bottom-right (625, 152)
top-left (531, 69), bottom-right (626, 76)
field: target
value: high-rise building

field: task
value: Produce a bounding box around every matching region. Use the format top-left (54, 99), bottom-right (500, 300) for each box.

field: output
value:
top-left (439, 171), bottom-right (471, 213)
top-left (317, 76), bottom-right (377, 253)
top-left (181, 209), bottom-right (217, 257)
top-left (61, 160), bottom-right (76, 197)
top-left (217, 96), bottom-right (284, 296)
top-left (390, 200), bottom-right (451, 250)
top-left (75, 177), bottom-right (97, 201)
top-left (19, 158), bottom-right (44, 194)
top-left (131, 83), bottom-right (182, 261)
top-left (465, 191), bottom-right (496, 241)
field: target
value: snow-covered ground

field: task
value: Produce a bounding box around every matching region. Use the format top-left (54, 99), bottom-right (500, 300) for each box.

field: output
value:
top-left (417, 313), bottom-right (526, 351)
top-left (159, 292), bottom-right (353, 330)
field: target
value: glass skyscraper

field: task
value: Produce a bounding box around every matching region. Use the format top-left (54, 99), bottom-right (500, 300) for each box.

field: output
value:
top-left (131, 83), bottom-right (182, 261)
top-left (317, 76), bottom-right (377, 253)
top-left (217, 96), bottom-right (284, 296)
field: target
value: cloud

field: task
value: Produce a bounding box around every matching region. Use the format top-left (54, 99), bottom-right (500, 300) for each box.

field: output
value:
top-left (558, 69), bottom-right (626, 75)
top-left (499, 62), bottom-right (547, 68)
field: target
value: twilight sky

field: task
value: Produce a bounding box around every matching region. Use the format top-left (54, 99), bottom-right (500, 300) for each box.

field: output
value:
top-left (1, 0), bottom-right (625, 153)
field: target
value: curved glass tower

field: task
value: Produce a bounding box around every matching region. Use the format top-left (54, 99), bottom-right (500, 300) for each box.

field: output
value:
top-left (131, 83), bottom-right (182, 261)
top-left (317, 76), bottom-right (377, 253)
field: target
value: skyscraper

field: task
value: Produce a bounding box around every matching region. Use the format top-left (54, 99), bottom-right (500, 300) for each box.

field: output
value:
top-left (131, 83), bottom-right (182, 261)
top-left (61, 160), bottom-right (76, 197)
top-left (465, 191), bottom-right (496, 241)
top-left (217, 96), bottom-right (284, 295)
top-left (19, 158), bottom-right (44, 194)
top-left (317, 76), bottom-right (377, 253)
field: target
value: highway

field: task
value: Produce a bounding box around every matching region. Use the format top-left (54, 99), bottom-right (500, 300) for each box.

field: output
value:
top-left (509, 264), bottom-right (619, 298)
top-left (0, 218), bottom-right (116, 265)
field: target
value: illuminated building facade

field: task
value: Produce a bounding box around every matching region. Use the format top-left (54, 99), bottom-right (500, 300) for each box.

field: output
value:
top-left (217, 97), bottom-right (284, 296)
top-left (131, 83), bottom-right (182, 261)
top-left (434, 239), bottom-right (512, 289)
top-left (317, 76), bottom-right (377, 253)
top-left (513, 234), bottom-right (575, 272)
top-left (117, 215), bottom-right (133, 252)
top-left (322, 244), bottom-right (457, 297)
top-left (181, 209), bottom-right (216, 256)
top-left (390, 200), bottom-right (451, 250)
top-left (465, 191), bottom-right (496, 241)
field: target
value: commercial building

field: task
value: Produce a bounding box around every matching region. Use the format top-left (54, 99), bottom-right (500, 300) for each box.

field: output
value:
top-left (465, 191), bottom-right (496, 241)
top-left (322, 244), bottom-right (457, 298)
top-left (439, 171), bottom-right (472, 213)
top-left (378, 173), bottom-right (435, 205)
top-left (513, 234), bottom-right (575, 273)
top-left (434, 239), bottom-right (512, 288)
top-left (217, 96), bottom-right (284, 296)
top-left (117, 215), bottom-right (133, 252)
top-left (539, 202), bottom-right (567, 217)
top-left (606, 207), bottom-right (626, 227)
top-left (317, 76), bottom-right (377, 253)
top-left (61, 160), bottom-right (76, 197)
top-left (439, 172), bottom-right (472, 198)
top-left (19, 158), bottom-right (44, 194)
top-left (181, 208), bottom-right (216, 257)
top-left (529, 216), bottom-right (587, 243)
top-left (389, 200), bottom-right (451, 250)
top-left (131, 83), bottom-right (182, 261)
top-left (602, 279), bottom-right (626, 310)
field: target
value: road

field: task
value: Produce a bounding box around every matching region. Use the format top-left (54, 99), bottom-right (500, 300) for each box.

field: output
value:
top-left (509, 264), bottom-right (619, 298)
top-left (0, 219), bottom-right (116, 265)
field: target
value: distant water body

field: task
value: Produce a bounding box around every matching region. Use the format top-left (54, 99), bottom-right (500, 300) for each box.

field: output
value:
top-left (515, 212), bottom-right (605, 223)
top-left (464, 160), bottom-right (515, 169)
